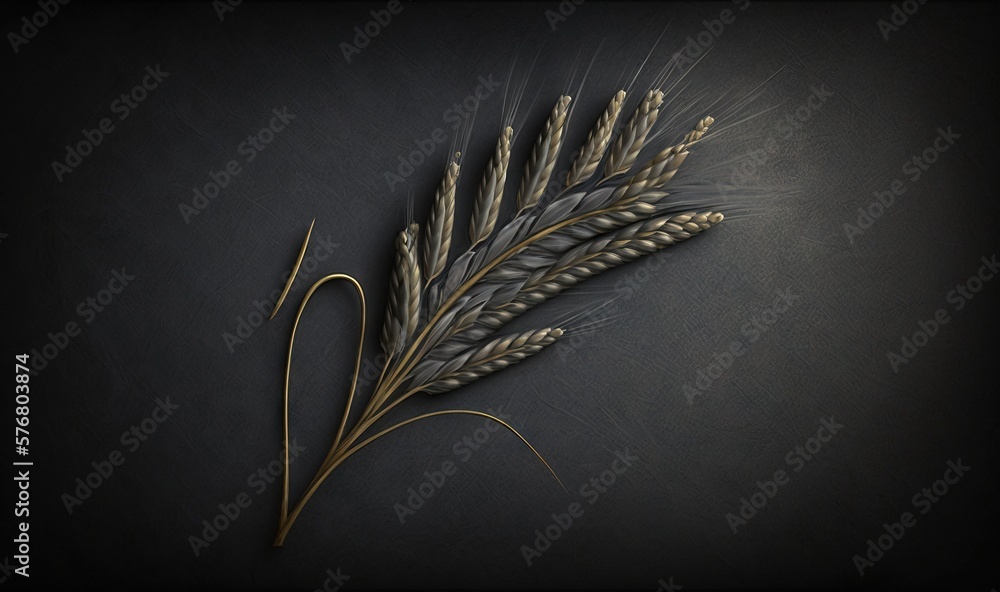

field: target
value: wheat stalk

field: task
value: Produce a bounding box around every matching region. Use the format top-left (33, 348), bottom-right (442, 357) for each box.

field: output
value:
top-left (271, 84), bottom-right (726, 546)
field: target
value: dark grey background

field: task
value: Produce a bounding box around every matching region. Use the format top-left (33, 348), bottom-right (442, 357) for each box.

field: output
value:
top-left (4, 1), bottom-right (999, 590)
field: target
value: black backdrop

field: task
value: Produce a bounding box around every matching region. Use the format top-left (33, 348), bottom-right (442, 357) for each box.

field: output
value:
top-left (4, 1), bottom-right (999, 590)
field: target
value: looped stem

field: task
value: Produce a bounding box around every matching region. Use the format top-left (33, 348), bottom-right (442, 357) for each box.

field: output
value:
top-left (278, 273), bottom-right (366, 526)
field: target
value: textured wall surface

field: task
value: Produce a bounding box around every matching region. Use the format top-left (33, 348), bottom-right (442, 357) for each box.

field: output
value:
top-left (5, 1), bottom-right (999, 589)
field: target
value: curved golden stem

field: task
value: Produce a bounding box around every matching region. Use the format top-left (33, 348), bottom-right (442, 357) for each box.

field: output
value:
top-left (270, 217), bottom-right (316, 320)
top-left (279, 273), bottom-right (366, 525)
top-left (273, 409), bottom-right (563, 546)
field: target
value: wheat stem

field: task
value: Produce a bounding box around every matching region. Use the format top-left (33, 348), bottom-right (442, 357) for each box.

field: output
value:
top-left (274, 409), bottom-right (563, 546)
top-left (278, 273), bottom-right (366, 526)
top-left (269, 217), bottom-right (316, 320)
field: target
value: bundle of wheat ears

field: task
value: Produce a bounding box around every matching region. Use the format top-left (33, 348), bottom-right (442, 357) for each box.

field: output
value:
top-left (269, 85), bottom-right (724, 546)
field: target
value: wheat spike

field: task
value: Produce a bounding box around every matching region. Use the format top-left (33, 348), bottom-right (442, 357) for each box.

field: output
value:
top-left (566, 90), bottom-right (626, 188)
top-left (517, 96), bottom-right (572, 212)
top-left (403, 223), bottom-right (421, 339)
top-left (420, 328), bottom-right (563, 395)
top-left (470, 127), bottom-right (513, 247)
top-left (424, 157), bottom-right (460, 283)
top-left (380, 224), bottom-right (421, 355)
top-left (604, 90), bottom-right (664, 177)
top-left (380, 229), bottom-right (408, 355)
top-left (462, 212), bottom-right (723, 339)
top-left (615, 116), bottom-right (714, 202)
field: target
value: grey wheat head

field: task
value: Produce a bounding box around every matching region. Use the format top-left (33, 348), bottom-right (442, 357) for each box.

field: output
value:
top-left (566, 90), bottom-right (626, 188)
top-left (423, 157), bottom-right (460, 283)
top-left (470, 127), bottom-right (513, 247)
top-left (516, 95), bottom-right (572, 212)
top-left (604, 90), bottom-right (664, 177)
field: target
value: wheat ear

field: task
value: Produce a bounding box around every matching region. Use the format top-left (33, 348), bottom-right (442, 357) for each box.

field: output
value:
top-left (380, 224), bottom-right (421, 356)
top-left (442, 212), bottom-right (723, 344)
top-left (516, 96), bottom-right (572, 213)
top-left (494, 212), bottom-right (722, 318)
top-left (470, 127), bottom-right (513, 247)
top-left (423, 157), bottom-right (460, 284)
top-left (566, 91), bottom-right (626, 189)
top-left (403, 223), bottom-right (421, 337)
top-left (615, 116), bottom-right (714, 202)
top-left (604, 90), bottom-right (664, 177)
top-left (420, 328), bottom-right (563, 394)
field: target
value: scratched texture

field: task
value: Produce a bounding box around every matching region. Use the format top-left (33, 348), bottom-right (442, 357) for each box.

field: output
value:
top-left (4, 1), bottom-right (999, 590)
